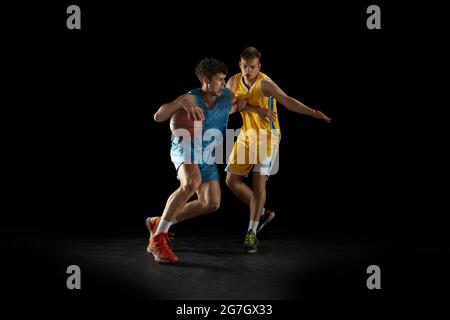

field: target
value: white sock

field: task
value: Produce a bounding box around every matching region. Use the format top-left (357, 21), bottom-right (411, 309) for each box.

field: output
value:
top-left (248, 220), bottom-right (259, 234)
top-left (156, 218), bottom-right (173, 235)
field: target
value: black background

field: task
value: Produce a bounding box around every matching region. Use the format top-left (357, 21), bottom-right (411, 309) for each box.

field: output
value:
top-left (2, 0), bottom-right (449, 315)
top-left (4, 1), bottom-right (447, 233)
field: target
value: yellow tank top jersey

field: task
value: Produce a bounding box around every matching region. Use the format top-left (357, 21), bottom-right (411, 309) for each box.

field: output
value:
top-left (232, 72), bottom-right (281, 137)
top-left (226, 72), bottom-right (281, 174)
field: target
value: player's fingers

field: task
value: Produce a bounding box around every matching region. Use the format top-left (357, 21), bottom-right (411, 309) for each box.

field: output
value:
top-left (196, 108), bottom-right (204, 121)
top-left (190, 109), bottom-right (198, 121)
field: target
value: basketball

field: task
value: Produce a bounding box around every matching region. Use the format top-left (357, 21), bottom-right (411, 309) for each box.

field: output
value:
top-left (170, 109), bottom-right (204, 139)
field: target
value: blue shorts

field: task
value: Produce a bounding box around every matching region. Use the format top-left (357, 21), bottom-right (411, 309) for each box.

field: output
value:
top-left (170, 137), bottom-right (220, 182)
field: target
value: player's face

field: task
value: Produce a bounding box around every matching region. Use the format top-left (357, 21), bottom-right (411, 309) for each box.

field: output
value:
top-left (239, 58), bottom-right (261, 81)
top-left (207, 73), bottom-right (227, 96)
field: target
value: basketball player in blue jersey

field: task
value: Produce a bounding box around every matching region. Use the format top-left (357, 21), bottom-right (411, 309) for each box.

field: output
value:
top-left (147, 57), bottom-right (246, 263)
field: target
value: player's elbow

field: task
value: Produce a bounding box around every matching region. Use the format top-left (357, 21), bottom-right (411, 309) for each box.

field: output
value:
top-left (154, 111), bottom-right (163, 122)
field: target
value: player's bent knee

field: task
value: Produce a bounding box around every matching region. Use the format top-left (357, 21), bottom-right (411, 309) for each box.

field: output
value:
top-left (225, 175), bottom-right (238, 189)
top-left (253, 187), bottom-right (266, 196)
top-left (225, 177), bottom-right (232, 189)
top-left (207, 201), bottom-right (220, 212)
top-left (200, 199), bottom-right (220, 213)
top-left (181, 177), bottom-right (201, 194)
top-left (252, 178), bottom-right (267, 194)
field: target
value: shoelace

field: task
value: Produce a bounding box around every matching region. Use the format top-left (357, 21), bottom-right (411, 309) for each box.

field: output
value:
top-left (154, 232), bottom-right (176, 256)
top-left (245, 232), bottom-right (259, 245)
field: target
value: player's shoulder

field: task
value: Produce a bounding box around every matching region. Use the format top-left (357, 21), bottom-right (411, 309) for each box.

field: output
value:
top-left (187, 88), bottom-right (202, 100)
top-left (188, 87), bottom-right (201, 95)
top-left (259, 76), bottom-right (278, 97)
top-left (227, 74), bottom-right (238, 87)
top-left (260, 76), bottom-right (276, 88)
top-left (230, 73), bottom-right (241, 80)
top-left (259, 72), bottom-right (272, 81)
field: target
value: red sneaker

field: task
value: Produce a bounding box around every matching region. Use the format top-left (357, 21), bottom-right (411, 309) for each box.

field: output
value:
top-left (149, 232), bottom-right (179, 263)
top-left (146, 217), bottom-right (161, 253)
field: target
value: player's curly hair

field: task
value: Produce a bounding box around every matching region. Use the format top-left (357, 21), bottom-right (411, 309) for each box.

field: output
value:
top-left (195, 57), bottom-right (228, 82)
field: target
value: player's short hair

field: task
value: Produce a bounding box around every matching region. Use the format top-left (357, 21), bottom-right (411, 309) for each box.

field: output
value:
top-left (240, 47), bottom-right (262, 62)
top-left (195, 57), bottom-right (228, 82)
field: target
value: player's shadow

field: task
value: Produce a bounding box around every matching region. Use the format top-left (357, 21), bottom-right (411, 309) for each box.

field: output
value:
top-left (174, 248), bottom-right (240, 256)
top-left (159, 260), bottom-right (238, 273)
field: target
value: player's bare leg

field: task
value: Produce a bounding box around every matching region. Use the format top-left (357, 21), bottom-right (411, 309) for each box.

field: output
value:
top-left (175, 180), bottom-right (221, 222)
top-left (226, 172), bottom-right (275, 235)
top-left (250, 173), bottom-right (268, 222)
top-left (225, 172), bottom-right (252, 205)
top-left (148, 164), bottom-right (201, 263)
top-left (161, 164), bottom-right (202, 223)
top-left (242, 173), bottom-right (268, 253)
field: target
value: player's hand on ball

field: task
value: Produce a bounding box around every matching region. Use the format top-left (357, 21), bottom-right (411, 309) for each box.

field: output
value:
top-left (179, 95), bottom-right (204, 121)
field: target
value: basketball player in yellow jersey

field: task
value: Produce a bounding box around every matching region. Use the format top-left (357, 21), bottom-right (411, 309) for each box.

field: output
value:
top-left (225, 47), bottom-right (331, 253)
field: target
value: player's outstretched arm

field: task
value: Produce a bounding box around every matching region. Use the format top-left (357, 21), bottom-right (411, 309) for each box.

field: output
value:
top-left (154, 94), bottom-right (204, 122)
top-left (261, 79), bottom-right (331, 123)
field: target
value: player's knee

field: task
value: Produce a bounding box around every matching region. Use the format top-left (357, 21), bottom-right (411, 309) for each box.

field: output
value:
top-left (252, 177), bottom-right (267, 193)
top-left (207, 201), bottom-right (220, 212)
top-left (198, 195), bottom-right (220, 212)
top-left (201, 200), bottom-right (220, 213)
top-left (253, 183), bottom-right (266, 194)
top-left (225, 175), bottom-right (237, 190)
top-left (181, 176), bottom-right (201, 194)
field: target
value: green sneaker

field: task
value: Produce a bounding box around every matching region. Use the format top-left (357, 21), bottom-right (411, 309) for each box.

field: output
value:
top-left (243, 230), bottom-right (259, 253)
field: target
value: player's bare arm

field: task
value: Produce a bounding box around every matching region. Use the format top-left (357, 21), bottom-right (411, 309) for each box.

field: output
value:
top-left (228, 76), bottom-right (242, 114)
top-left (243, 104), bottom-right (277, 122)
top-left (154, 94), bottom-right (205, 122)
top-left (260, 78), bottom-right (331, 123)
top-left (229, 78), bottom-right (253, 115)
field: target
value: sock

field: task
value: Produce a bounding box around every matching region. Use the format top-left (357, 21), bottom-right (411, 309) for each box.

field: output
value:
top-left (261, 208), bottom-right (266, 217)
top-left (248, 220), bottom-right (259, 234)
top-left (156, 218), bottom-right (173, 235)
